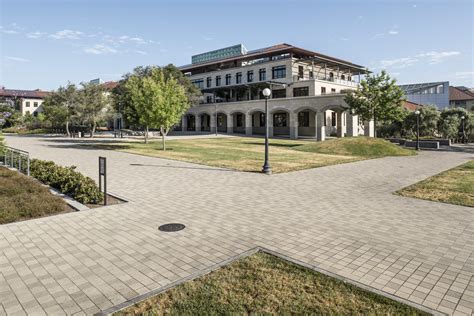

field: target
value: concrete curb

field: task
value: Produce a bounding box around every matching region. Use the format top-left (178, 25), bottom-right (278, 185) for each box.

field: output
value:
top-left (95, 246), bottom-right (445, 316)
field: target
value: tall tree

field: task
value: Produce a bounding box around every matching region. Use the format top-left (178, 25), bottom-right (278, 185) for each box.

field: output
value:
top-left (403, 105), bottom-right (440, 137)
top-left (439, 107), bottom-right (471, 142)
top-left (345, 70), bottom-right (406, 137)
top-left (76, 82), bottom-right (109, 138)
top-left (42, 83), bottom-right (78, 136)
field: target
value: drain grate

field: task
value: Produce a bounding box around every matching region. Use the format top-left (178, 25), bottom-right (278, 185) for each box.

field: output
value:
top-left (158, 223), bottom-right (185, 232)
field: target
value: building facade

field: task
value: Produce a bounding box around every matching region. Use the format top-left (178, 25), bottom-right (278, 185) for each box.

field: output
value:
top-left (449, 86), bottom-right (474, 111)
top-left (0, 88), bottom-right (50, 116)
top-left (177, 43), bottom-right (373, 140)
top-left (398, 82), bottom-right (450, 110)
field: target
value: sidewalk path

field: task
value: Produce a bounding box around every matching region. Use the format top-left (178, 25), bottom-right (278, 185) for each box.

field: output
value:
top-left (1, 135), bottom-right (473, 315)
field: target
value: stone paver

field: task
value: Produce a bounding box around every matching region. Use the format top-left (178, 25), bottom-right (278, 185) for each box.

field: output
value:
top-left (1, 135), bottom-right (473, 315)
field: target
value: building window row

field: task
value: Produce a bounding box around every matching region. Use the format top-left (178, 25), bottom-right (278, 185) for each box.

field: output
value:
top-left (293, 87), bottom-right (309, 97)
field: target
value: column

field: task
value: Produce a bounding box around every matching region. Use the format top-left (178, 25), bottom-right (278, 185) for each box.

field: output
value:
top-left (211, 113), bottom-right (217, 134)
top-left (364, 120), bottom-right (374, 137)
top-left (316, 111), bottom-right (326, 141)
top-left (289, 111), bottom-right (298, 139)
top-left (336, 111), bottom-right (344, 138)
top-left (195, 115), bottom-right (201, 132)
top-left (181, 116), bottom-right (187, 132)
top-left (245, 113), bottom-right (252, 136)
top-left (227, 114), bottom-right (233, 134)
top-left (346, 113), bottom-right (359, 137)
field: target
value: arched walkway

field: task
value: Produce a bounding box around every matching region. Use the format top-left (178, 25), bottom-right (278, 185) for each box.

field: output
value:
top-left (272, 110), bottom-right (290, 137)
top-left (231, 112), bottom-right (246, 134)
top-left (251, 110), bottom-right (265, 135)
top-left (217, 113), bottom-right (227, 133)
top-left (296, 109), bottom-right (317, 138)
top-left (200, 113), bottom-right (211, 132)
top-left (186, 114), bottom-right (196, 131)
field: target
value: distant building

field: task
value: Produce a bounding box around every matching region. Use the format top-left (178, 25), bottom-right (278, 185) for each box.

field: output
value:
top-left (0, 87), bottom-right (50, 116)
top-left (401, 100), bottom-right (422, 112)
top-left (398, 82), bottom-right (450, 110)
top-left (449, 86), bottom-right (474, 111)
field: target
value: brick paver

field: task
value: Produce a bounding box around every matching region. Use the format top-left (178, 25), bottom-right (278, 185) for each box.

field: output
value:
top-left (1, 135), bottom-right (473, 315)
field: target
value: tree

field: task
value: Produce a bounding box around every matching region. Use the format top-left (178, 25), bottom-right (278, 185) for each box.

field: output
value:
top-left (344, 70), bottom-right (406, 137)
top-left (76, 82), bottom-right (109, 137)
top-left (439, 107), bottom-right (471, 142)
top-left (42, 83), bottom-right (78, 136)
top-left (403, 105), bottom-right (440, 137)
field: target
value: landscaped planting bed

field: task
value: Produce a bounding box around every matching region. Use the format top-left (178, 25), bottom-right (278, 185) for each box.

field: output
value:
top-left (0, 167), bottom-right (71, 224)
top-left (116, 252), bottom-right (429, 315)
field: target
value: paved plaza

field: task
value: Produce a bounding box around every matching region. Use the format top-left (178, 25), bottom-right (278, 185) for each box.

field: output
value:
top-left (1, 135), bottom-right (473, 315)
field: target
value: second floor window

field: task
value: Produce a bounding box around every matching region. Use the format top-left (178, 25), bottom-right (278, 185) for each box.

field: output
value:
top-left (215, 75), bottom-right (221, 87)
top-left (247, 70), bottom-right (254, 82)
top-left (272, 65), bottom-right (286, 79)
top-left (192, 79), bottom-right (204, 89)
top-left (206, 77), bottom-right (212, 88)
top-left (259, 68), bottom-right (266, 81)
top-left (206, 95), bottom-right (213, 103)
top-left (26, 102), bottom-right (30, 107)
top-left (34, 102), bottom-right (38, 107)
top-left (321, 87), bottom-right (326, 94)
top-left (225, 74), bottom-right (231, 85)
top-left (272, 89), bottom-right (286, 99)
top-left (236, 72), bottom-right (242, 84)
top-left (293, 87), bottom-right (309, 97)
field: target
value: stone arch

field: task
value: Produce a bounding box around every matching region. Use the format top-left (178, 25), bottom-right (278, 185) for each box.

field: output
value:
top-left (231, 111), bottom-right (246, 134)
top-left (271, 109), bottom-right (290, 137)
top-left (296, 108), bottom-right (317, 138)
top-left (199, 113), bottom-right (211, 132)
top-left (185, 113), bottom-right (196, 131)
top-left (216, 112), bottom-right (228, 133)
top-left (249, 109), bottom-right (266, 135)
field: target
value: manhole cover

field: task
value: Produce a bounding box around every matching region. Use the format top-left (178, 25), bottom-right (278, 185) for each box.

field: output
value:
top-left (158, 223), bottom-right (185, 232)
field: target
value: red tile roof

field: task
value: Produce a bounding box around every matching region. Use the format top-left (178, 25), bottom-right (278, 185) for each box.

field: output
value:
top-left (101, 81), bottom-right (119, 90)
top-left (0, 88), bottom-right (50, 99)
top-left (449, 86), bottom-right (474, 101)
top-left (402, 100), bottom-right (421, 111)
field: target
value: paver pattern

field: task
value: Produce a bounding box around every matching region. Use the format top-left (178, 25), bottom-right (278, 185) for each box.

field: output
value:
top-left (1, 135), bottom-right (473, 315)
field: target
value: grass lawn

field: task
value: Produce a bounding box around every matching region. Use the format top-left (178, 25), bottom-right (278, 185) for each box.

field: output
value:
top-left (0, 167), bottom-right (69, 224)
top-left (92, 136), bottom-right (414, 173)
top-left (397, 160), bottom-right (474, 207)
top-left (116, 252), bottom-right (428, 315)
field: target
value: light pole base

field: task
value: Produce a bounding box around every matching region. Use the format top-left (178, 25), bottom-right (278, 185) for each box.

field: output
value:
top-left (262, 164), bottom-right (272, 175)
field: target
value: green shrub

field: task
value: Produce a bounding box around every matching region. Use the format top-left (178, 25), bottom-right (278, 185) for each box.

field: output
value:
top-left (30, 159), bottom-right (103, 204)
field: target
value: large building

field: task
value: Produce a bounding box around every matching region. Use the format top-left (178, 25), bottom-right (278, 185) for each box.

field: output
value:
top-left (0, 87), bottom-right (50, 116)
top-left (449, 86), bottom-right (474, 111)
top-left (177, 43), bottom-right (373, 140)
top-left (398, 81), bottom-right (450, 110)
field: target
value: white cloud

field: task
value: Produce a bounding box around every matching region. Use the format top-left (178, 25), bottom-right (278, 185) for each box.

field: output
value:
top-left (388, 30), bottom-right (399, 35)
top-left (84, 44), bottom-right (118, 55)
top-left (26, 31), bottom-right (47, 39)
top-left (135, 50), bottom-right (147, 55)
top-left (2, 29), bottom-right (19, 34)
top-left (4, 56), bottom-right (30, 62)
top-left (415, 51), bottom-right (460, 64)
top-left (340, 37), bottom-right (349, 41)
top-left (454, 71), bottom-right (474, 78)
top-left (380, 57), bottom-right (418, 69)
top-left (50, 29), bottom-right (83, 39)
top-left (201, 35), bottom-right (213, 41)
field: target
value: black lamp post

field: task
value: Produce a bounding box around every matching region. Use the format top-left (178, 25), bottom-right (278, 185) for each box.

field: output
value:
top-left (415, 110), bottom-right (420, 150)
top-left (215, 102), bottom-right (218, 136)
top-left (262, 88), bottom-right (272, 175)
top-left (461, 115), bottom-right (465, 144)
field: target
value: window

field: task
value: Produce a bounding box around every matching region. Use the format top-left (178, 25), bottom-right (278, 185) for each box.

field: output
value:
top-left (348, 76), bottom-right (352, 82)
top-left (26, 101), bottom-right (30, 107)
top-left (206, 77), bottom-right (212, 88)
top-left (272, 89), bottom-right (286, 98)
top-left (259, 68), bottom-right (266, 81)
top-left (273, 112), bottom-right (287, 127)
top-left (293, 87), bottom-right (309, 97)
top-left (331, 88), bottom-right (336, 93)
top-left (298, 65), bottom-right (304, 79)
top-left (309, 71), bottom-right (314, 79)
top-left (436, 84), bottom-right (444, 94)
top-left (225, 74), bottom-right (231, 85)
top-left (247, 70), bottom-right (254, 82)
top-left (321, 87), bottom-right (326, 94)
top-left (33, 111), bottom-right (38, 117)
top-left (272, 65), bottom-right (286, 79)
top-left (331, 112), bottom-right (336, 126)
top-left (329, 72), bottom-right (334, 81)
top-left (34, 102), bottom-right (39, 107)
top-left (298, 111), bottom-right (310, 127)
top-left (236, 72), bottom-right (242, 84)
top-left (215, 75), bottom-right (221, 87)
top-left (341, 75), bottom-right (345, 80)
top-left (192, 79), bottom-right (204, 89)
top-left (206, 95), bottom-right (213, 103)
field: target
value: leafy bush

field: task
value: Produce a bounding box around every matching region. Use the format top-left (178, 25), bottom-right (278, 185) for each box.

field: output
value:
top-left (30, 159), bottom-right (103, 204)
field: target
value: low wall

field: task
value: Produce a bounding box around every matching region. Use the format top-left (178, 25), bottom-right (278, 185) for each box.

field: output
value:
top-left (405, 141), bottom-right (440, 149)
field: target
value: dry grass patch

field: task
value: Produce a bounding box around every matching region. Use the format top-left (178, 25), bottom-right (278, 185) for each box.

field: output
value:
top-left (397, 160), bottom-right (474, 207)
top-left (92, 136), bottom-right (413, 173)
top-left (116, 252), bottom-right (429, 315)
top-left (0, 167), bottom-right (69, 224)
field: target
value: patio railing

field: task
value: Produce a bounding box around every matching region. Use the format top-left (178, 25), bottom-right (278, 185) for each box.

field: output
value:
top-left (0, 145), bottom-right (30, 176)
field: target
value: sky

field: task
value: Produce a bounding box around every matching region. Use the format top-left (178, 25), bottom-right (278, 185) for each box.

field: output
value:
top-left (0, 0), bottom-right (473, 90)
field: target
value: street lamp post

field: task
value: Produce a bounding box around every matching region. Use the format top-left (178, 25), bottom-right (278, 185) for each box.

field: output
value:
top-left (262, 88), bottom-right (272, 175)
top-left (415, 110), bottom-right (420, 150)
top-left (461, 115), bottom-right (465, 144)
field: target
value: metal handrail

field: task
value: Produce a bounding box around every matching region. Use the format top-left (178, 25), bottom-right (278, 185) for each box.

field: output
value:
top-left (0, 145), bottom-right (30, 176)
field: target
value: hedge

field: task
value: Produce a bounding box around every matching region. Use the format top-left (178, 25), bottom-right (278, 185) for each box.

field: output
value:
top-left (30, 159), bottom-right (103, 204)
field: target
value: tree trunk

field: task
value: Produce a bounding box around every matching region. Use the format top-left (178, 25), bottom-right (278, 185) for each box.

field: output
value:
top-left (144, 126), bottom-right (149, 144)
top-left (66, 121), bottom-right (70, 137)
top-left (91, 122), bottom-right (96, 138)
top-left (161, 126), bottom-right (166, 151)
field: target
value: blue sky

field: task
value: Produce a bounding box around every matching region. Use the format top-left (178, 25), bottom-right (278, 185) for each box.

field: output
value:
top-left (1, 0), bottom-right (473, 90)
